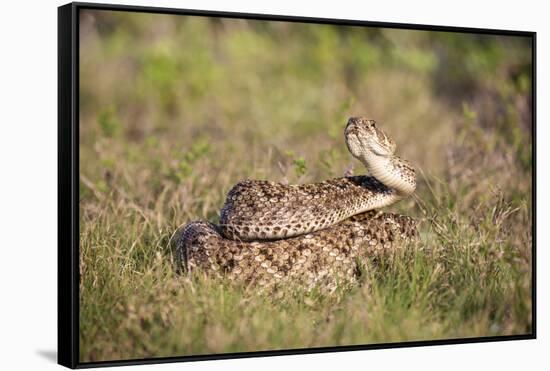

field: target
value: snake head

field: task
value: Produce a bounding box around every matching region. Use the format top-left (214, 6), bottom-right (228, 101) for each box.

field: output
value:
top-left (345, 117), bottom-right (396, 157)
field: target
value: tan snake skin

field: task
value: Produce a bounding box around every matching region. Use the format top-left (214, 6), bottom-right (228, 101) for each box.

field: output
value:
top-left (176, 211), bottom-right (417, 290)
top-left (175, 117), bottom-right (418, 288)
top-left (219, 118), bottom-right (416, 240)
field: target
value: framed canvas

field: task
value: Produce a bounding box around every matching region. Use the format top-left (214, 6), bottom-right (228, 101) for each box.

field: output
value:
top-left (58, 2), bottom-right (536, 368)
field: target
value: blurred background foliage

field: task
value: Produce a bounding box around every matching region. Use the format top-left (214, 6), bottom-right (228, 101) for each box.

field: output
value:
top-left (80, 11), bottom-right (532, 194)
top-left (79, 9), bottom-right (532, 362)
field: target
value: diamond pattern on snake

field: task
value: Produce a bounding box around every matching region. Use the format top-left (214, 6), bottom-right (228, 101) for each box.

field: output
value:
top-left (175, 117), bottom-right (418, 289)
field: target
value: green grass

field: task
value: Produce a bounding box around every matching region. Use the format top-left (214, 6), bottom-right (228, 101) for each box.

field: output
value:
top-left (78, 10), bottom-right (533, 362)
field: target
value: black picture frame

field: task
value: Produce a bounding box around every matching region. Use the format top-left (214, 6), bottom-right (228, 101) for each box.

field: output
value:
top-left (58, 2), bottom-right (537, 369)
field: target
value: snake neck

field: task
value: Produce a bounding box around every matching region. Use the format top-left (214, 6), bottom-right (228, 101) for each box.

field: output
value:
top-left (359, 152), bottom-right (416, 197)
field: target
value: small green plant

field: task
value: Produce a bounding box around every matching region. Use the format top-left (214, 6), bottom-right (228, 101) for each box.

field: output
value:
top-left (293, 156), bottom-right (307, 177)
top-left (97, 107), bottom-right (121, 138)
top-left (167, 137), bottom-right (211, 184)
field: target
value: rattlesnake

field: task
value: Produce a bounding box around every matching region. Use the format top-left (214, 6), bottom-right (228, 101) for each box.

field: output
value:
top-left (175, 117), bottom-right (418, 289)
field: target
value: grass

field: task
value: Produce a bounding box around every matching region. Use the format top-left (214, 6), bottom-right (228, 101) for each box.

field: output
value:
top-left (78, 10), bottom-right (533, 362)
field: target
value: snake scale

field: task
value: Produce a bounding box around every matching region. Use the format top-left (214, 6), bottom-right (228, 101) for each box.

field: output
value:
top-left (175, 117), bottom-right (418, 289)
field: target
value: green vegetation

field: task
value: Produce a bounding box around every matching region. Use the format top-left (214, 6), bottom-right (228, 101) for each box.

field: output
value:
top-left (79, 10), bottom-right (532, 362)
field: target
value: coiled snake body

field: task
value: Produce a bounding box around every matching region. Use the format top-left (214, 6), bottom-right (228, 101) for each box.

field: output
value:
top-left (176, 117), bottom-right (418, 289)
